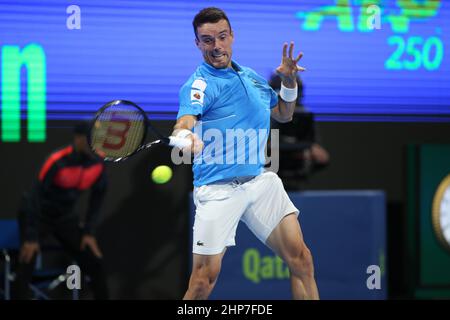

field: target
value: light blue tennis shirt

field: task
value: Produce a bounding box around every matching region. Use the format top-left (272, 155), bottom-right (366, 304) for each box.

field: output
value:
top-left (177, 60), bottom-right (278, 187)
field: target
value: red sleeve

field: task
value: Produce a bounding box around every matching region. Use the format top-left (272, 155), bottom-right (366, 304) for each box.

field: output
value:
top-left (39, 145), bottom-right (73, 181)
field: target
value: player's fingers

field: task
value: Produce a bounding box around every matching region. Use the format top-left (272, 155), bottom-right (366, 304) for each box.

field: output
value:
top-left (282, 42), bottom-right (288, 58)
top-left (188, 135), bottom-right (195, 151)
top-left (192, 134), bottom-right (203, 154)
top-left (297, 65), bottom-right (306, 72)
top-left (289, 41), bottom-right (294, 59)
top-left (295, 52), bottom-right (303, 63)
top-left (181, 135), bottom-right (195, 153)
top-left (191, 134), bottom-right (198, 146)
top-left (194, 140), bottom-right (204, 154)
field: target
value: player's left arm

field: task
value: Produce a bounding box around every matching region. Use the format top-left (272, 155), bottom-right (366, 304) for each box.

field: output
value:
top-left (271, 42), bottom-right (305, 123)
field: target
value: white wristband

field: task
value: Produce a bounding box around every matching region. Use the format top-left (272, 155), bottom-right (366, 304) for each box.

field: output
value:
top-left (175, 129), bottom-right (192, 139)
top-left (279, 83), bottom-right (298, 103)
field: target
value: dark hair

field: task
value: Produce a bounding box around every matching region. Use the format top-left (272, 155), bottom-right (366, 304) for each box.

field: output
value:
top-left (193, 7), bottom-right (232, 39)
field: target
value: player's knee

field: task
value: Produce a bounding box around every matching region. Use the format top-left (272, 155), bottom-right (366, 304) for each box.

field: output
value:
top-left (286, 244), bottom-right (314, 278)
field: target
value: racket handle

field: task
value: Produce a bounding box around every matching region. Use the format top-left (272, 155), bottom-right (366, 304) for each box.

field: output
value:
top-left (168, 136), bottom-right (192, 149)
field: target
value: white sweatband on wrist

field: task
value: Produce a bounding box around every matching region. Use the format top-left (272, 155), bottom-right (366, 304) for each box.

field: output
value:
top-left (279, 83), bottom-right (298, 102)
top-left (175, 129), bottom-right (192, 139)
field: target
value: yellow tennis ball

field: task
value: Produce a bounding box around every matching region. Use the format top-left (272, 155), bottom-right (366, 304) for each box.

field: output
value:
top-left (151, 165), bottom-right (173, 184)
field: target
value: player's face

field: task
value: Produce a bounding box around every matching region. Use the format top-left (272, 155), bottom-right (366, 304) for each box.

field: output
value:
top-left (195, 19), bottom-right (234, 69)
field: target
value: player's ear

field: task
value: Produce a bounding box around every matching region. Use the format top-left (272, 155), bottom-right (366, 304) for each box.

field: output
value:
top-left (195, 37), bottom-right (200, 48)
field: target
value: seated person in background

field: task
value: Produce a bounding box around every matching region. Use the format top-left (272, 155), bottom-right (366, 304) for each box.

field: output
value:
top-left (12, 123), bottom-right (109, 299)
top-left (268, 74), bottom-right (330, 189)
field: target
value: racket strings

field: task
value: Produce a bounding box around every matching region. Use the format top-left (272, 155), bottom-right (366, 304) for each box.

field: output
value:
top-left (91, 102), bottom-right (146, 160)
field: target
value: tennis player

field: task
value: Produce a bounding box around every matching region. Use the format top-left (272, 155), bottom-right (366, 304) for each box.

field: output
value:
top-left (172, 7), bottom-right (319, 300)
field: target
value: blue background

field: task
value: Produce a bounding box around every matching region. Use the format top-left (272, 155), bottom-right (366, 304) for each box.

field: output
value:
top-left (1, 0), bottom-right (449, 121)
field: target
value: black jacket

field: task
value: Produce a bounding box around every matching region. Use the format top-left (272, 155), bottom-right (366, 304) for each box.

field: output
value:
top-left (19, 144), bottom-right (107, 241)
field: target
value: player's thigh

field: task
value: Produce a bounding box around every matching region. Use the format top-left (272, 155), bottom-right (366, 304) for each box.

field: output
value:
top-left (265, 213), bottom-right (306, 261)
top-left (242, 171), bottom-right (299, 244)
top-left (193, 184), bottom-right (248, 255)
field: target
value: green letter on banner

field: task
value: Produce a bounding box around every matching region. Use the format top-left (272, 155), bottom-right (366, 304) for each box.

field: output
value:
top-left (1, 44), bottom-right (46, 142)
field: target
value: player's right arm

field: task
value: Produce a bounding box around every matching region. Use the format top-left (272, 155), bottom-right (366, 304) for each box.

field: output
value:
top-left (172, 115), bottom-right (204, 154)
top-left (173, 114), bottom-right (197, 133)
top-left (172, 77), bottom-right (210, 154)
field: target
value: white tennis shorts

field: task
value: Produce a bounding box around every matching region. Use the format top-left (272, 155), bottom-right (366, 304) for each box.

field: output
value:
top-left (192, 171), bottom-right (299, 255)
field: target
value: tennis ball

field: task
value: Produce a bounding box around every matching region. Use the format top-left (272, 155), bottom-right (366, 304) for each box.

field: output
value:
top-left (151, 165), bottom-right (173, 184)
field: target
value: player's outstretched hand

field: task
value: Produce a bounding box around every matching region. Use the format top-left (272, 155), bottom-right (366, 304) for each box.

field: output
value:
top-left (276, 41), bottom-right (305, 87)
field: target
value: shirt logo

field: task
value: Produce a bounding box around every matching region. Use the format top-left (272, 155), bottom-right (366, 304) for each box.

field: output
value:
top-left (191, 89), bottom-right (204, 105)
top-left (190, 78), bottom-right (207, 107)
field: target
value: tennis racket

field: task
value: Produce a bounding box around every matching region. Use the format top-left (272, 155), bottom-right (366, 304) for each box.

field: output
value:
top-left (89, 100), bottom-right (191, 162)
